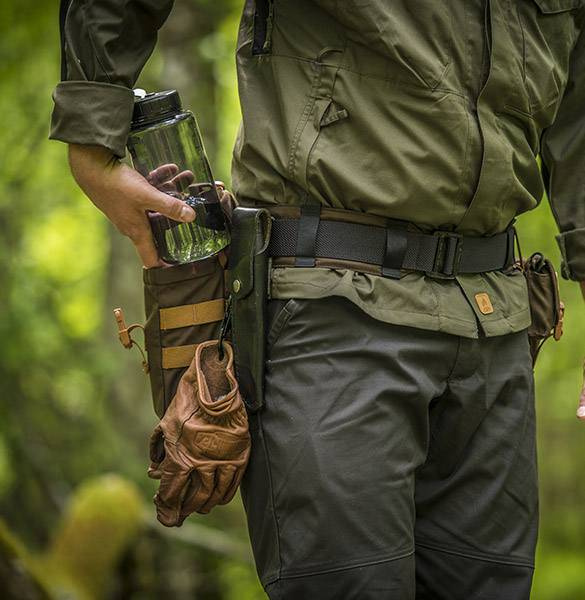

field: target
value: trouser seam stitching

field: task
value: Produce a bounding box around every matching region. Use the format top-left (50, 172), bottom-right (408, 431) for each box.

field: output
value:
top-left (259, 412), bottom-right (284, 580)
top-left (275, 550), bottom-right (415, 581)
top-left (415, 539), bottom-right (535, 568)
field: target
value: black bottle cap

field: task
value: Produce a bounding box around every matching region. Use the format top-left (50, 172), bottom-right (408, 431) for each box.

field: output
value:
top-left (131, 90), bottom-right (183, 129)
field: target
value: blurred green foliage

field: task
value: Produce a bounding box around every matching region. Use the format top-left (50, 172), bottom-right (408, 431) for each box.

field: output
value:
top-left (0, 1), bottom-right (583, 598)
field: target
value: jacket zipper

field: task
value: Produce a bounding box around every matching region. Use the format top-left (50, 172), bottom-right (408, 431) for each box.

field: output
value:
top-left (252, 0), bottom-right (274, 55)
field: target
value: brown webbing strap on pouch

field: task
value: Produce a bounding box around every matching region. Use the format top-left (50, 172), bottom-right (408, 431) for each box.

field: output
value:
top-left (158, 296), bottom-right (226, 368)
top-left (162, 344), bottom-right (200, 369)
top-left (159, 298), bottom-right (225, 330)
top-left (115, 294), bottom-right (226, 371)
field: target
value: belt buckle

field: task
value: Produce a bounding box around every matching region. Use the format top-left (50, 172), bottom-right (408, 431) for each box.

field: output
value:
top-left (427, 231), bottom-right (463, 279)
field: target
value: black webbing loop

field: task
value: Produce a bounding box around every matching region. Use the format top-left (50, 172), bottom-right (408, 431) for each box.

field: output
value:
top-left (382, 219), bottom-right (409, 279)
top-left (432, 232), bottom-right (463, 277)
top-left (295, 205), bottom-right (321, 267)
top-left (505, 227), bottom-right (516, 268)
top-left (442, 235), bottom-right (461, 276)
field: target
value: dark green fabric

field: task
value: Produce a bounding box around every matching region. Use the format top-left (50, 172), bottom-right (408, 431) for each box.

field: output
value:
top-left (541, 17), bottom-right (585, 280)
top-left (241, 296), bottom-right (537, 599)
top-left (233, 1), bottom-right (584, 255)
top-left (49, 0), bottom-right (585, 336)
top-left (270, 266), bottom-right (531, 339)
top-left (50, 0), bottom-right (174, 157)
top-left (50, 81), bottom-right (134, 157)
top-left (557, 227), bottom-right (585, 279)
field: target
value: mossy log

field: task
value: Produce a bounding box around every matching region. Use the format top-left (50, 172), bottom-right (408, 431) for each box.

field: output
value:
top-left (0, 473), bottom-right (251, 599)
top-left (40, 473), bottom-right (143, 599)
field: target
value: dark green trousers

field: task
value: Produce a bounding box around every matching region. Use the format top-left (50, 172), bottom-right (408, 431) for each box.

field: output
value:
top-left (241, 297), bottom-right (538, 599)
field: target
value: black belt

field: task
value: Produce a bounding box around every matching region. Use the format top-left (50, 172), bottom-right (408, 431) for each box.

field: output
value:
top-left (267, 207), bottom-right (516, 279)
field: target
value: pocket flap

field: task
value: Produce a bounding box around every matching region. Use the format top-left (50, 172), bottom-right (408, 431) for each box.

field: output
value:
top-left (320, 100), bottom-right (350, 128)
top-left (229, 208), bottom-right (272, 300)
top-left (532, 0), bottom-right (582, 13)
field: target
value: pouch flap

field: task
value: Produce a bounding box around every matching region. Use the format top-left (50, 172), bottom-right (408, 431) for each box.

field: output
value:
top-left (532, 0), bottom-right (582, 13)
top-left (143, 253), bottom-right (224, 286)
top-left (228, 208), bottom-right (272, 300)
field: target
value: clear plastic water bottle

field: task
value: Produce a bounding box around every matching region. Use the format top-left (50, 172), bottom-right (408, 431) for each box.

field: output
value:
top-left (127, 89), bottom-right (230, 264)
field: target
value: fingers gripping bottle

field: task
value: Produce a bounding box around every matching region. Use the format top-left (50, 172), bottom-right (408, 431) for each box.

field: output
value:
top-left (126, 89), bottom-right (229, 264)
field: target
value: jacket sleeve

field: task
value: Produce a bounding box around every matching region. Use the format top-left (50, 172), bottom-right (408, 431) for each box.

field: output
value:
top-left (49, 0), bottom-right (174, 158)
top-left (541, 22), bottom-right (585, 281)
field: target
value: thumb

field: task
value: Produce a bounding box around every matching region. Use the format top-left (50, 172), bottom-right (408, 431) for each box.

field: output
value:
top-left (143, 186), bottom-right (196, 223)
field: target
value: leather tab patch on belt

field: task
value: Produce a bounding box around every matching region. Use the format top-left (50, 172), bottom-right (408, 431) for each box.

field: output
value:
top-left (475, 293), bottom-right (494, 315)
top-left (159, 299), bottom-right (225, 331)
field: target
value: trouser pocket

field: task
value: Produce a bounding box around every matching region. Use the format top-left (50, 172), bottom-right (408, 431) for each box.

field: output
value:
top-left (143, 253), bottom-right (227, 418)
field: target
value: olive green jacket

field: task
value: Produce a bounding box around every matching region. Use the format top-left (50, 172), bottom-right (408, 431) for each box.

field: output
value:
top-left (51, 0), bottom-right (585, 338)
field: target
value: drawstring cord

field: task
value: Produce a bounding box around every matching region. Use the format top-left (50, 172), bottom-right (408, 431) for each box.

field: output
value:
top-left (114, 308), bottom-right (150, 373)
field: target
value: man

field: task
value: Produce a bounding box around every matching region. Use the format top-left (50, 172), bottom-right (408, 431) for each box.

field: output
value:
top-left (51, 1), bottom-right (585, 598)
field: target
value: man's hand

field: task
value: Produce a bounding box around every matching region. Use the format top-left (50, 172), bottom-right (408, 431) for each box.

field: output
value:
top-left (68, 144), bottom-right (195, 268)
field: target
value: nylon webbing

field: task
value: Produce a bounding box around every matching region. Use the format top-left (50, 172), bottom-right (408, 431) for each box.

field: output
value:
top-left (294, 205), bottom-right (321, 267)
top-left (268, 218), bottom-right (514, 276)
top-left (383, 219), bottom-right (409, 279)
top-left (162, 344), bottom-right (199, 369)
top-left (159, 298), bottom-right (225, 331)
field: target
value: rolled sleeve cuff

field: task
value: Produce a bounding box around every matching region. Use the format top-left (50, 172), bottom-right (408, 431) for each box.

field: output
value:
top-left (556, 228), bottom-right (585, 281)
top-left (49, 81), bottom-right (135, 158)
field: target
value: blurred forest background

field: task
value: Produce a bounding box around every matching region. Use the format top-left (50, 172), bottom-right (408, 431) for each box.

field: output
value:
top-left (0, 1), bottom-right (584, 598)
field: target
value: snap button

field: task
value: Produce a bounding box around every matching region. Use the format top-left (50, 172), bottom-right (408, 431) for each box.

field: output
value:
top-left (232, 279), bottom-right (241, 293)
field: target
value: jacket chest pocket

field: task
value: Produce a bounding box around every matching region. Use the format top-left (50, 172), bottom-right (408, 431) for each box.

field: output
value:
top-left (386, 0), bottom-right (453, 89)
top-left (514, 0), bottom-right (582, 118)
top-left (337, 0), bottom-right (453, 90)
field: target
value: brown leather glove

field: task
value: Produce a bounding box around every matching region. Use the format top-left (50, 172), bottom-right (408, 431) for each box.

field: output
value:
top-left (148, 340), bottom-right (250, 526)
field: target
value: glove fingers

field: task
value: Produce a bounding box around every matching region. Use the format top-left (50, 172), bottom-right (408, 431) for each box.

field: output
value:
top-left (182, 468), bottom-right (216, 516)
top-left (220, 465), bottom-right (245, 506)
top-left (147, 462), bottom-right (163, 480)
top-left (149, 424), bottom-right (165, 463)
top-left (199, 466), bottom-right (238, 514)
top-left (147, 424), bottom-right (166, 480)
top-left (153, 451), bottom-right (192, 527)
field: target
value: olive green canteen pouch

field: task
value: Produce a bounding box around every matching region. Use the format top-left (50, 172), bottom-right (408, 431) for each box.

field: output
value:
top-left (139, 254), bottom-right (228, 418)
top-left (228, 207), bottom-right (272, 412)
top-left (524, 252), bottom-right (564, 366)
